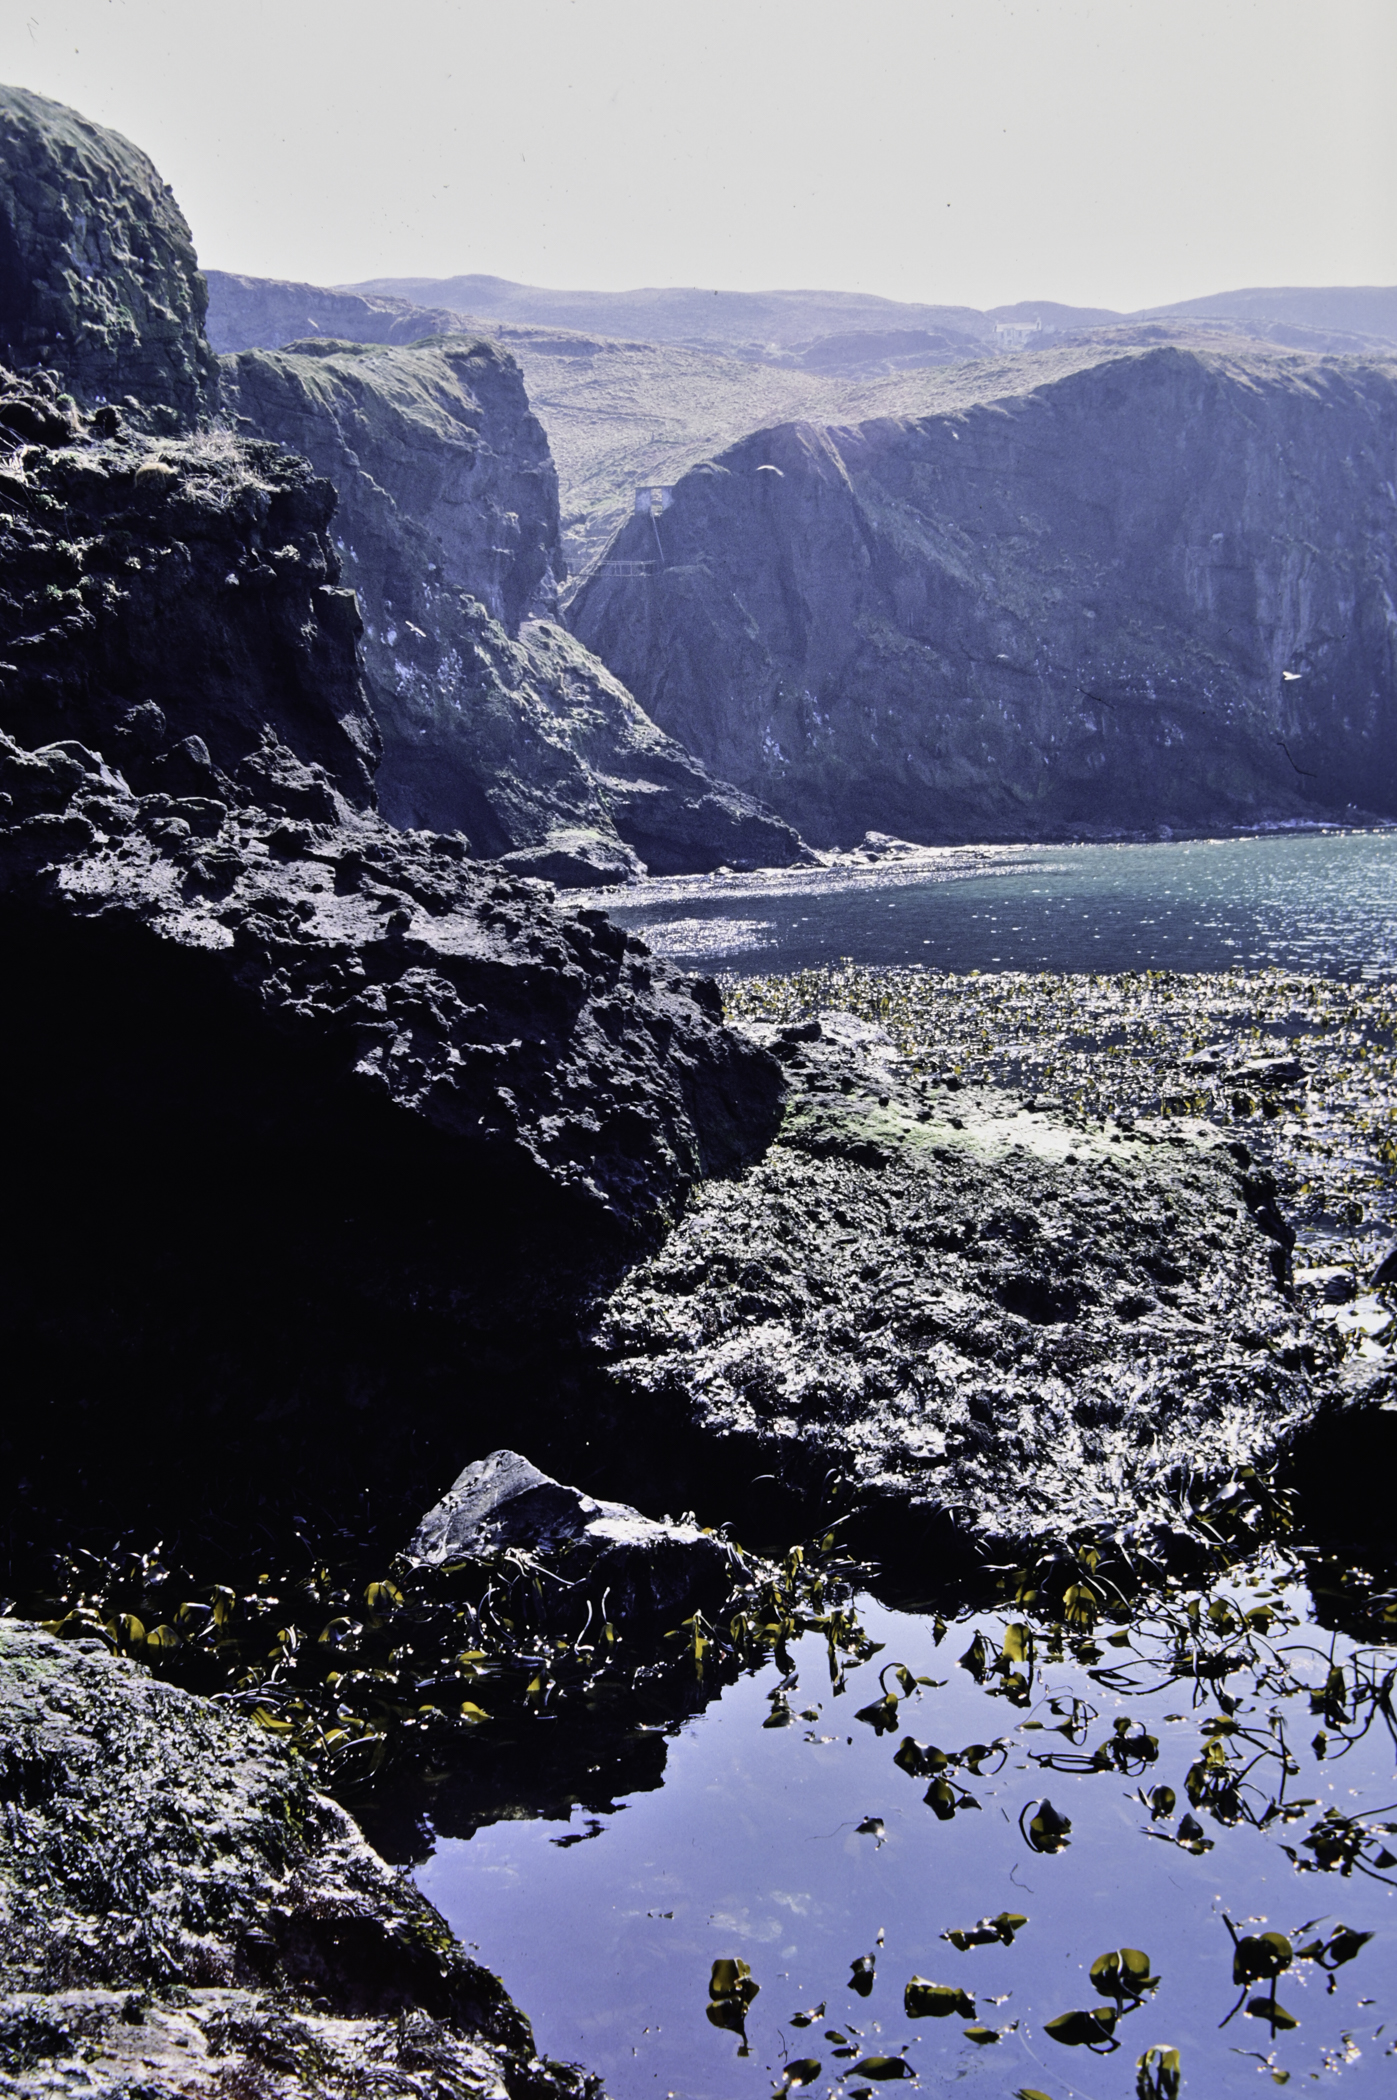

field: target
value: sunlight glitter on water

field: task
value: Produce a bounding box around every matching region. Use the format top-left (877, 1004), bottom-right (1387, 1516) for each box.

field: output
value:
top-left (602, 832), bottom-right (1397, 981)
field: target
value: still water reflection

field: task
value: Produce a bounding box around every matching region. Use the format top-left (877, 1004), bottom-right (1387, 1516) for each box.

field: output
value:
top-left (420, 1583), bottom-right (1395, 2097)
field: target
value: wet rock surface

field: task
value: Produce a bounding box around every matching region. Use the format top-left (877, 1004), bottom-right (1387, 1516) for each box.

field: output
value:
top-left (407, 1450), bottom-right (748, 1625)
top-left (0, 1622), bottom-right (599, 2098)
top-left (592, 1012), bottom-right (1315, 1562)
top-left (220, 337), bottom-right (806, 878)
top-left (0, 86), bottom-right (217, 427)
top-left (570, 342), bottom-right (1397, 846)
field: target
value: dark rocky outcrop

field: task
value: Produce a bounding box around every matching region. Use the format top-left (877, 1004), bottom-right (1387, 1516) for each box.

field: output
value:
top-left (219, 336), bottom-right (807, 877)
top-left (1278, 1366), bottom-right (1397, 1566)
top-left (406, 1449), bottom-right (748, 1624)
top-left (570, 342), bottom-right (1397, 847)
top-left (591, 1011), bottom-right (1317, 1563)
top-left (0, 85), bottom-right (217, 427)
top-left (0, 370), bottom-right (379, 812)
top-left (0, 365), bottom-right (782, 1542)
top-left (0, 1621), bottom-right (599, 2098)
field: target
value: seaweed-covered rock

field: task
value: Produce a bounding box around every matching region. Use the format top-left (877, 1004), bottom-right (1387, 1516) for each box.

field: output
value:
top-left (592, 1011), bottom-right (1317, 1560)
top-left (406, 1449), bottom-right (747, 1623)
top-left (220, 336), bottom-right (807, 877)
top-left (0, 1621), bottom-right (599, 2098)
top-left (0, 85), bottom-right (216, 427)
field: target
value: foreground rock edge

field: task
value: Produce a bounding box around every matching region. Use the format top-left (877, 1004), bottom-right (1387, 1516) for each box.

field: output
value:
top-left (0, 1621), bottom-right (602, 2098)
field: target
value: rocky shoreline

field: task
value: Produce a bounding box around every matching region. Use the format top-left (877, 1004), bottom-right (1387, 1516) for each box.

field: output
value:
top-left (2, 76), bottom-right (1394, 2100)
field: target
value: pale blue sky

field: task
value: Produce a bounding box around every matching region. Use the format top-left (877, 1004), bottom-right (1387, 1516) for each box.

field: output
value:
top-left (2, 0), bottom-right (1392, 312)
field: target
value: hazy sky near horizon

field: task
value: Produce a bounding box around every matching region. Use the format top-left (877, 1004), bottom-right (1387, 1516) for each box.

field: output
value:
top-left (1, 0), bottom-right (1392, 313)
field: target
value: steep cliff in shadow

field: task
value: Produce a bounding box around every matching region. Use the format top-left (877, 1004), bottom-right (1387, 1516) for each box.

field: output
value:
top-left (221, 336), bottom-right (805, 878)
top-left (0, 85), bottom-right (217, 426)
top-left (569, 342), bottom-right (1397, 846)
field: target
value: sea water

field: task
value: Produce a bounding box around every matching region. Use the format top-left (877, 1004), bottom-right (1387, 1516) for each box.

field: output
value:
top-left (419, 1583), bottom-right (1396, 2097)
top-left (598, 830), bottom-right (1397, 980)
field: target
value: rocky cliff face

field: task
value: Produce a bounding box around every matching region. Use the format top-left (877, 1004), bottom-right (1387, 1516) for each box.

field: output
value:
top-left (0, 364), bottom-right (783, 1542)
top-left (0, 85), bottom-right (217, 427)
top-left (570, 342), bottom-right (1397, 846)
top-left (221, 337), bottom-right (805, 878)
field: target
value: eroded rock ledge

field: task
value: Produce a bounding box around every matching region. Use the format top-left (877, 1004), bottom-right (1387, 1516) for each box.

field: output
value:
top-left (0, 1622), bottom-right (599, 2099)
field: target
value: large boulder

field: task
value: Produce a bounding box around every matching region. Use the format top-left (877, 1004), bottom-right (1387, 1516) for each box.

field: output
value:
top-left (220, 336), bottom-right (807, 877)
top-left (0, 85), bottom-right (217, 427)
top-left (0, 1621), bottom-right (597, 2099)
top-left (592, 1010), bottom-right (1317, 1561)
top-left (0, 368), bottom-right (782, 1542)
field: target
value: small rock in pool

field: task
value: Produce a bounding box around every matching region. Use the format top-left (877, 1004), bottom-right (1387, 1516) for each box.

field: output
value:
top-left (405, 1450), bottom-right (747, 1626)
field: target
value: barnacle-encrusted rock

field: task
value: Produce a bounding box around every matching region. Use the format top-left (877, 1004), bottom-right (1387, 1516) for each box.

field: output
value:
top-left (592, 1011), bottom-right (1317, 1561)
top-left (0, 85), bottom-right (217, 426)
top-left (0, 1621), bottom-right (601, 2098)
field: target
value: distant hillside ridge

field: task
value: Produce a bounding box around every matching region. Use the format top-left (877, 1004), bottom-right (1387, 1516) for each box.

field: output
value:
top-left (209, 272), bottom-right (1397, 579)
top-left (568, 340), bottom-right (1397, 848)
top-left (1140, 284), bottom-right (1397, 342)
top-left (337, 275), bottom-right (996, 357)
top-left (341, 272), bottom-right (1397, 359)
